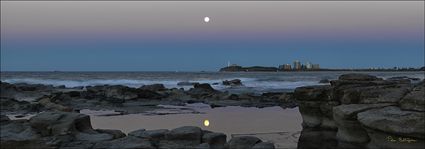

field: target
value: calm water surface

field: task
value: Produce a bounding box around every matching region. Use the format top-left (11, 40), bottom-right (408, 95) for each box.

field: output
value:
top-left (88, 106), bottom-right (302, 148)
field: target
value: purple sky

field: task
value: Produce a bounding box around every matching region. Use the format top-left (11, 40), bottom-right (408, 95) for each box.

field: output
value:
top-left (1, 1), bottom-right (424, 71)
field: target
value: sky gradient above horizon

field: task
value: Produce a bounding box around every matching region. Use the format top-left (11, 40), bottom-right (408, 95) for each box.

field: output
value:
top-left (1, 1), bottom-right (424, 71)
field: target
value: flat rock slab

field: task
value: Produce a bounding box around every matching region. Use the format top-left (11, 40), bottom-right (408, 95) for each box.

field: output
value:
top-left (338, 73), bottom-right (381, 81)
top-left (129, 129), bottom-right (168, 140)
top-left (357, 106), bottom-right (425, 139)
top-left (400, 86), bottom-right (425, 112)
top-left (29, 112), bottom-right (92, 136)
top-left (333, 103), bottom-right (394, 120)
top-left (228, 136), bottom-right (262, 149)
top-left (93, 136), bottom-right (154, 149)
top-left (294, 85), bottom-right (332, 101)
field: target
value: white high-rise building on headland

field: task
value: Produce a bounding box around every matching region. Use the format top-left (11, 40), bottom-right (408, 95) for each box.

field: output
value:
top-left (312, 64), bottom-right (320, 70)
top-left (293, 60), bottom-right (301, 70)
top-left (306, 62), bottom-right (313, 69)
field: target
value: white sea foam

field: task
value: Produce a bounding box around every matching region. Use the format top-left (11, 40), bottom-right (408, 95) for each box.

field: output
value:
top-left (3, 71), bottom-right (421, 93)
top-left (3, 78), bottom-right (153, 88)
top-left (1, 78), bottom-right (237, 88)
top-left (2, 77), bottom-right (319, 92)
top-left (243, 80), bottom-right (320, 90)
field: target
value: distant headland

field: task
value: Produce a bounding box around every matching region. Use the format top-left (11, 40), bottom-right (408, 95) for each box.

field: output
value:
top-left (219, 61), bottom-right (425, 72)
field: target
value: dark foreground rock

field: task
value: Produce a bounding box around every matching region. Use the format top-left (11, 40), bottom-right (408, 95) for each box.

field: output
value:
top-left (0, 112), bottom-right (275, 149)
top-left (177, 81), bottom-right (200, 86)
top-left (1, 82), bottom-right (54, 102)
top-left (333, 103), bottom-right (394, 144)
top-left (297, 128), bottom-right (338, 149)
top-left (318, 79), bottom-right (330, 84)
top-left (399, 85), bottom-right (424, 112)
top-left (0, 98), bottom-right (44, 114)
top-left (222, 79), bottom-right (243, 86)
top-left (1, 80), bottom-right (297, 116)
top-left (295, 73), bottom-right (425, 149)
top-left (227, 136), bottom-right (261, 149)
top-left (139, 84), bottom-right (166, 92)
top-left (1, 112), bottom-right (120, 149)
top-left (357, 106), bottom-right (425, 149)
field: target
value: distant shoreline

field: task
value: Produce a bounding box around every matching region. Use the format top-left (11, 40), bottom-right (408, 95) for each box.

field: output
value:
top-left (1, 70), bottom-right (425, 73)
top-left (219, 66), bottom-right (425, 72)
top-left (220, 69), bottom-right (425, 72)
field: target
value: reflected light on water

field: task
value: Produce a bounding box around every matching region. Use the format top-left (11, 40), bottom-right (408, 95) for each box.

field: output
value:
top-left (204, 119), bottom-right (210, 127)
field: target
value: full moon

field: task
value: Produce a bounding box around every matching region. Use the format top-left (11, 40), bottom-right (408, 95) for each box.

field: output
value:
top-left (204, 17), bottom-right (210, 23)
top-left (203, 120), bottom-right (210, 126)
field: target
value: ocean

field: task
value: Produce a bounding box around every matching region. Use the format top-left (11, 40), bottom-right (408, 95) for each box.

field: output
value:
top-left (1, 71), bottom-right (423, 94)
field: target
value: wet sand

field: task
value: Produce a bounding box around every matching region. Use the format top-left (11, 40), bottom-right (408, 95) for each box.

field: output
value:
top-left (89, 105), bottom-right (303, 148)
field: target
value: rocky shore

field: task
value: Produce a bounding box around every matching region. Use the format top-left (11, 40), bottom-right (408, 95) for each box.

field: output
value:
top-left (1, 79), bottom-right (290, 148)
top-left (1, 73), bottom-right (424, 149)
top-left (1, 80), bottom-right (297, 116)
top-left (294, 73), bottom-right (424, 149)
top-left (1, 111), bottom-right (274, 149)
